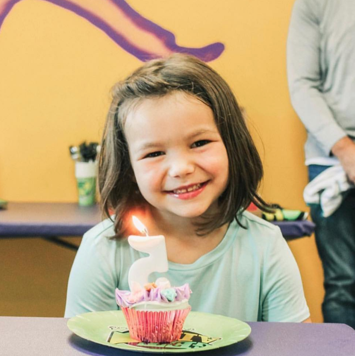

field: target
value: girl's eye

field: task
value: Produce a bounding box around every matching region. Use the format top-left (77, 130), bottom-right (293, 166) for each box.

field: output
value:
top-left (191, 140), bottom-right (210, 148)
top-left (144, 151), bottom-right (164, 158)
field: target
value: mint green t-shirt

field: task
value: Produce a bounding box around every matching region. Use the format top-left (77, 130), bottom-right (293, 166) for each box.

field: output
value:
top-left (64, 212), bottom-right (310, 322)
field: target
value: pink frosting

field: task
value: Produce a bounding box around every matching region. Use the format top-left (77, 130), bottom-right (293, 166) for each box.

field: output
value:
top-left (115, 283), bottom-right (191, 308)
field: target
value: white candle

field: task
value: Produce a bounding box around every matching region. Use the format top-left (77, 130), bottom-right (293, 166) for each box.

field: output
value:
top-left (128, 216), bottom-right (168, 292)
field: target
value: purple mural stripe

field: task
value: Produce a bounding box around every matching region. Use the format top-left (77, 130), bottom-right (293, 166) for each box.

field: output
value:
top-left (0, 0), bottom-right (225, 62)
top-left (0, 0), bottom-right (21, 29)
top-left (45, 0), bottom-right (153, 61)
top-left (114, 0), bottom-right (225, 62)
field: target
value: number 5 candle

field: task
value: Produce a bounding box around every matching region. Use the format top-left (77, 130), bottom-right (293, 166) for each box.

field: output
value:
top-left (128, 216), bottom-right (168, 292)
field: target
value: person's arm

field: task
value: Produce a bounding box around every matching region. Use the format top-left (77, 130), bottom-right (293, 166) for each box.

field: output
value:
top-left (331, 137), bottom-right (355, 183)
top-left (286, 0), bottom-right (347, 156)
top-left (64, 222), bottom-right (119, 318)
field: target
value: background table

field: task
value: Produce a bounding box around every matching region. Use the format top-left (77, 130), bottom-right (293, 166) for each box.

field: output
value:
top-left (0, 316), bottom-right (354, 356)
top-left (0, 202), bottom-right (315, 247)
top-left (273, 220), bottom-right (315, 240)
top-left (0, 202), bottom-right (101, 237)
top-left (0, 202), bottom-right (102, 250)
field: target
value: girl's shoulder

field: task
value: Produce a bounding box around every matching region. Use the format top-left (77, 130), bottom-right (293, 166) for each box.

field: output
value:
top-left (84, 217), bottom-right (115, 238)
top-left (240, 210), bottom-right (281, 234)
top-left (233, 212), bottom-right (291, 262)
top-left (81, 217), bottom-right (127, 248)
top-left (235, 211), bottom-right (285, 246)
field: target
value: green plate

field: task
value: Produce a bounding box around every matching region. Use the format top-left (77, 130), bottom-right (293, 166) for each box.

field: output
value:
top-left (67, 310), bottom-right (251, 353)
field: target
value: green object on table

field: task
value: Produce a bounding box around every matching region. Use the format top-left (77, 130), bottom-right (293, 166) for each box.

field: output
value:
top-left (77, 177), bottom-right (96, 206)
top-left (0, 199), bottom-right (8, 210)
top-left (67, 310), bottom-right (251, 353)
top-left (262, 204), bottom-right (308, 222)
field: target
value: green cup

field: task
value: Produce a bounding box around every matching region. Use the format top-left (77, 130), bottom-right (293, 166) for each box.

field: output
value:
top-left (75, 161), bottom-right (97, 206)
top-left (77, 177), bottom-right (96, 206)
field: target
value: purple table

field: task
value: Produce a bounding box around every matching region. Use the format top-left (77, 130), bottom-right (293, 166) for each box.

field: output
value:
top-left (0, 202), bottom-right (314, 242)
top-left (0, 316), bottom-right (354, 356)
top-left (0, 202), bottom-right (101, 237)
top-left (0, 202), bottom-right (102, 250)
top-left (273, 220), bottom-right (315, 240)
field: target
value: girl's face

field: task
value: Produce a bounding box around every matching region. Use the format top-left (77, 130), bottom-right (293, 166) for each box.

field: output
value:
top-left (124, 92), bottom-right (229, 221)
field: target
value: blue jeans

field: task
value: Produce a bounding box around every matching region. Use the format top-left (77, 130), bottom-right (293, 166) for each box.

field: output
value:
top-left (308, 165), bottom-right (355, 328)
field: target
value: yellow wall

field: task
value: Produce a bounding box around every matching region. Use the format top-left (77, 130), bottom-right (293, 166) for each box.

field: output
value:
top-left (0, 0), bottom-right (324, 321)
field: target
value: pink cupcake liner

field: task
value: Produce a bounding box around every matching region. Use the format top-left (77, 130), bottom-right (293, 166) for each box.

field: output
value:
top-left (121, 307), bottom-right (191, 343)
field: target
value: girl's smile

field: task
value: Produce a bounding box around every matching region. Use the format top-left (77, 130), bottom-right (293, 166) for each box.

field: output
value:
top-left (124, 91), bottom-right (229, 221)
top-left (165, 181), bottom-right (209, 200)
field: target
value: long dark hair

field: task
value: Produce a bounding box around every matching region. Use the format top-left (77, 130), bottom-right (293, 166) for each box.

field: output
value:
top-left (99, 53), bottom-right (269, 237)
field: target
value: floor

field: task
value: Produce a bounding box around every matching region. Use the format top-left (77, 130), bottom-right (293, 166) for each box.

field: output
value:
top-left (0, 237), bottom-right (81, 317)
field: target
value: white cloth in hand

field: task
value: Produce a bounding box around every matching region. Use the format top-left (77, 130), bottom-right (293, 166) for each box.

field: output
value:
top-left (304, 165), bottom-right (354, 217)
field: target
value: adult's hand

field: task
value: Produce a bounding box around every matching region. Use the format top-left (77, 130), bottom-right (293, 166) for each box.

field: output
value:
top-left (332, 137), bottom-right (355, 183)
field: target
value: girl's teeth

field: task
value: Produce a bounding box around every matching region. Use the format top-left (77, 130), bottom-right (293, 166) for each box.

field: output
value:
top-left (173, 183), bottom-right (201, 194)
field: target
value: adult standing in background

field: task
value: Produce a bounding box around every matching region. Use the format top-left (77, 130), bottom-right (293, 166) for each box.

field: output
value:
top-left (287, 0), bottom-right (355, 328)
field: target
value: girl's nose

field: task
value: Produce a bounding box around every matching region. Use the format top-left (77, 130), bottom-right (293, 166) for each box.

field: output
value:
top-left (168, 156), bottom-right (195, 178)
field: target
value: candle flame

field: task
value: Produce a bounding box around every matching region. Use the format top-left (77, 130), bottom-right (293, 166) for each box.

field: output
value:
top-left (132, 216), bottom-right (149, 236)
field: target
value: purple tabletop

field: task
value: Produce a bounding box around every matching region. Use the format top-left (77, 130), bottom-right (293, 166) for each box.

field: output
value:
top-left (0, 202), bottom-right (314, 240)
top-left (0, 202), bottom-right (101, 237)
top-left (0, 317), bottom-right (354, 356)
top-left (273, 220), bottom-right (315, 239)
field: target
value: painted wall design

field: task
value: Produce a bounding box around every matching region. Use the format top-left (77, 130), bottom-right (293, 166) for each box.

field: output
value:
top-left (0, 0), bottom-right (224, 61)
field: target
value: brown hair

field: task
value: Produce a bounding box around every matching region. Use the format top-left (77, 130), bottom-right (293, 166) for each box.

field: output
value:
top-left (99, 53), bottom-right (269, 237)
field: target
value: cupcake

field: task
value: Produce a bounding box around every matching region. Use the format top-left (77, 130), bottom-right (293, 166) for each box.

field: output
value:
top-left (116, 277), bottom-right (191, 343)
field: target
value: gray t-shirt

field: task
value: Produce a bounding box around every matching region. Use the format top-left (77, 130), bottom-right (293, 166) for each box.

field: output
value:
top-left (65, 212), bottom-right (309, 322)
top-left (287, 0), bottom-right (355, 162)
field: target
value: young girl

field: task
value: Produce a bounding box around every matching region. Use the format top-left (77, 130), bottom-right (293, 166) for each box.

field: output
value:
top-left (65, 54), bottom-right (310, 323)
